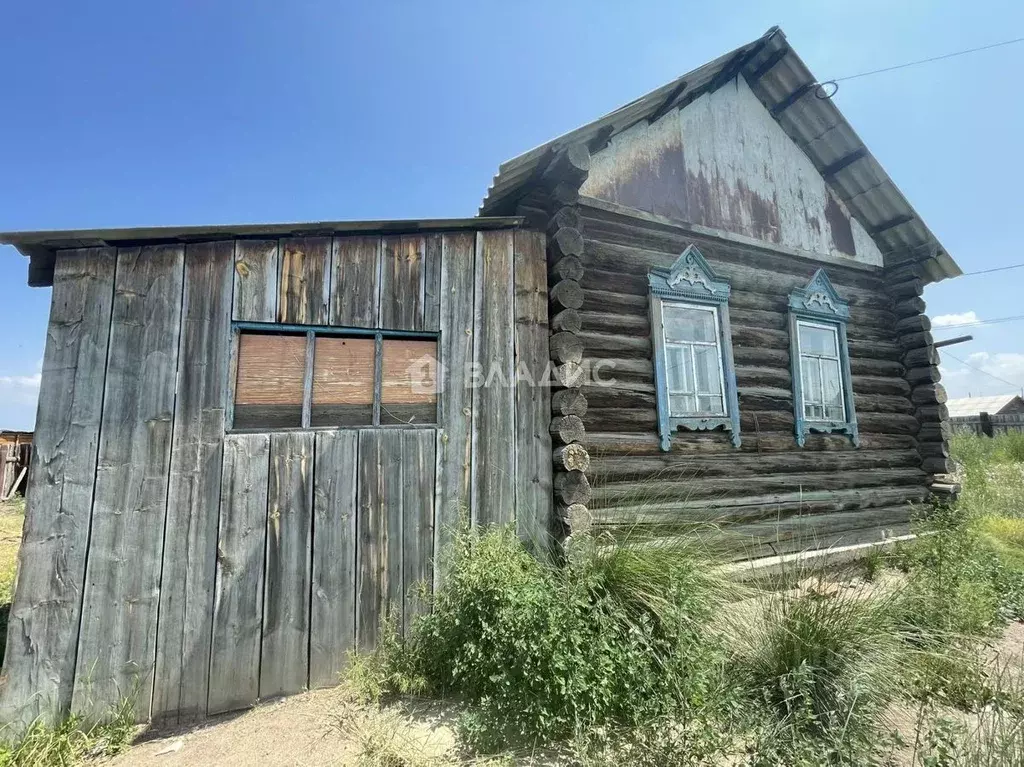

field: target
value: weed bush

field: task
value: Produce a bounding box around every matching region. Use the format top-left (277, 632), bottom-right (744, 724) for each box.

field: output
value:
top-left (0, 698), bottom-right (134, 767)
top-left (731, 582), bottom-right (902, 762)
top-left (354, 526), bottom-right (732, 753)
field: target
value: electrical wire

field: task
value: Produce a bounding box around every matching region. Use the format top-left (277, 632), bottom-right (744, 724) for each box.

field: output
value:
top-left (934, 314), bottom-right (1024, 330)
top-left (942, 351), bottom-right (1024, 392)
top-left (960, 263), bottom-right (1024, 277)
top-left (831, 36), bottom-right (1024, 83)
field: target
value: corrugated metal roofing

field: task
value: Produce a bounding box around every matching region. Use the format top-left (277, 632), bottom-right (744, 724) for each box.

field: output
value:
top-left (479, 26), bottom-right (960, 283)
top-left (947, 395), bottom-right (1024, 418)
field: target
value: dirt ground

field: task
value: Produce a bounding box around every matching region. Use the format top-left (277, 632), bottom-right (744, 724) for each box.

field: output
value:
top-left (102, 582), bottom-right (1024, 767)
top-left (104, 687), bottom-right (459, 767)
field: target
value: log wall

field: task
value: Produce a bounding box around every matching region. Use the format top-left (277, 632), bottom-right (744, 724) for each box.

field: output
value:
top-left (0, 226), bottom-right (551, 729)
top-left (571, 198), bottom-right (937, 557)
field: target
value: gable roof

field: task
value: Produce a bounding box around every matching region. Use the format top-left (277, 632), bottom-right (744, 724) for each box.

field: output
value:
top-left (947, 394), bottom-right (1024, 418)
top-left (479, 26), bottom-right (960, 283)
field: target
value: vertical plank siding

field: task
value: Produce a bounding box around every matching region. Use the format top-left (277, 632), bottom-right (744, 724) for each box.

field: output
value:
top-left (73, 245), bottom-right (185, 722)
top-left (232, 240), bottom-right (279, 322)
top-left (0, 249), bottom-right (116, 728)
top-left (208, 434), bottom-right (270, 715)
top-left (1, 225), bottom-right (551, 728)
top-left (380, 235), bottom-right (424, 330)
top-left (513, 231), bottom-right (553, 549)
top-left (402, 430), bottom-right (436, 631)
top-left (433, 232), bottom-right (476, 585)
top-left (471, 231), bottom-right (516, 526)
top-left (309, 430), bottom-right (358, 689)
top-left (330, 237), bottom-right (380, 328)
top-left (278, 237), bottom-right (330, 325)
top-left (152, 241), bottom-right (234, 724)
top-left (260, 432), bottom-right (314, 699)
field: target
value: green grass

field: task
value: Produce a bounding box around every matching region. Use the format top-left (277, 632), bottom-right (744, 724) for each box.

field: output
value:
top-left (0, 498), bottom-right (25, 670)
top-left (0, 698), bottom-right (135, 767)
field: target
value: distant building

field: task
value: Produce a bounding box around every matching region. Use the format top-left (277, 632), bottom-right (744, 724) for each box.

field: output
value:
top-left (948, 395), bottom-right (1024, 436)
top-left (0, 430), bottom-right (32, 500)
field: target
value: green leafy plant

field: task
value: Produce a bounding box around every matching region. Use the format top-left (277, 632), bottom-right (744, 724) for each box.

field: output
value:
top-left (0, 696), bottom-right (135, 767)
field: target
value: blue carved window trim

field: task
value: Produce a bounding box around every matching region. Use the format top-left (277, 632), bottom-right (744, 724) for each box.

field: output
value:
top-left (788, 269), bottom-right (860, 448)
top-left (649, 245), bottom-right (742, 451)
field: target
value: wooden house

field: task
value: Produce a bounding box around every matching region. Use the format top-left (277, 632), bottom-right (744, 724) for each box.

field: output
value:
top-left (0, 431), bottom-right (32, 501)
top-left (0, 27), bottom-right (960, 728)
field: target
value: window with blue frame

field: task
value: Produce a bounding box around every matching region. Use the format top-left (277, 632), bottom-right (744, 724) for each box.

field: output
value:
top-left (788, 270), bottom-right (859, 447)
top-left (649, 245), bottom-right (741, 451)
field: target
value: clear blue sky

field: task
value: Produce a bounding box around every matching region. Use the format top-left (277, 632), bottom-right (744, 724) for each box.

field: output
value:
top-left (2, 0), bottom-right (1022, 430)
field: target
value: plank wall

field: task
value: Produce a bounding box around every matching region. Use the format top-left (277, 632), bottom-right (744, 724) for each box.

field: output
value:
top-left (0, 227), bottom-right (551, 728)
top-left (575, 200), bottom-right (928, 556)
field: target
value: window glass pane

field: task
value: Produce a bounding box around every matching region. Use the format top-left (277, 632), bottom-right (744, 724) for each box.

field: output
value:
top-left (310, 337), bottom-right (375, 426)
top-left (234, 332), bottom-right (306, 429)
top-left (801, 356), bottom-right (823, 406)
top-left (663, 305), bottom-right (716, 343)
top-left (822, 358), bottom-right (844, 420)
top-left (666, 345), bottom-right (692, 393)
top-left (381, 339), bottom-right (438, 425)
top-left (799, 324), bottom-right (838, 357)
top-left (670, 394), bottom-right (696, 416)
top-left (693, 346), bottom-right (722, 395)
top-left (697, 395), bottom-right (724, 415)
top-left (806, 403), bottom-right (824, 420)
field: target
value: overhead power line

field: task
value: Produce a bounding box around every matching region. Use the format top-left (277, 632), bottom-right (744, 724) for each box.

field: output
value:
top-left (943, 351), bottom-right (1024, 393)
top-left (959, 262), bottom-right (1024, 277)
top-left (935, 314), bottom-right (1024, 330)
top-left (830, 36), bottom-right (1024, 83)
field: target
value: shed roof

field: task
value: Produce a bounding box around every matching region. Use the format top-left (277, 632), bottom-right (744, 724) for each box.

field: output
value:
top-left (479, 26), bottom-right (960, 283)
top-left (947, 395), bottom-right (1024, 418)
top-left (0, 216), bottom-right (524, 288)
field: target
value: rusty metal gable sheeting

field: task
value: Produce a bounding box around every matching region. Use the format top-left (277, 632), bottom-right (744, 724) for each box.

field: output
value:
top-left (0, 216), bottom-right (524, 288)
top-left (581, 76), bottom-right (885, 268)
top-left (479, 27), bottom-right (960, 283)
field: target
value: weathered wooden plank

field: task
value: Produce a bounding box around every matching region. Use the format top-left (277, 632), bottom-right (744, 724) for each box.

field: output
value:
top-left (422, 234), bottom-right (442, 332)
top-left (380, 235), bottom-right (424, 330)
top-left (208, 433), bottom-right (270, 715)
top-left (434, 232), bottom-right (476, 587)
top-left (0, 248), bottom-right (116, 728)
top-left (329, 236), bottom-right (379, 328)
top-left (471, 230), bottom-right (516, 527)
top-left (309, 430), bottom-right (358, 689)
top-left (279, 237), bottom-right (329, 325)
top-left (72, 245), bottom-right (185, 722)
top-left (402, 430), bottom-right (435, 633)
top-left (513, 230), bottom-right (552, 549)
top-left (260, 431), bottom-right (314, 699)
top-left (232, 240), bottom-right (279, 322)
top-left (152, 241), bottom-right (233, 725)
top-left (356, 430), bottom-right (403, 650)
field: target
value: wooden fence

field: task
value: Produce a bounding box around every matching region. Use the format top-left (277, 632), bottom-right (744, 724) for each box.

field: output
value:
top-left (0, 436), bottom-right (31, 501)
top-left (951, 412), bottom-right (1024, 436)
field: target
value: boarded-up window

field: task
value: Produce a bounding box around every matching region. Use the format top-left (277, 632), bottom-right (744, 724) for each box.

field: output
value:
top-left (311, 337), bottom-right (375, 426)
top-left (381, 340), bottom-right (438, 425)
top-left (232, 329), bottom-right (437, 430)
top-left (234, 333), bottom-right (307, 429)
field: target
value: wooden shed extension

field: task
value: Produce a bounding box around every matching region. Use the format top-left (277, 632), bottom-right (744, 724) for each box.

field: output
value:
top-left (0, 219), bottom-right (552, 729)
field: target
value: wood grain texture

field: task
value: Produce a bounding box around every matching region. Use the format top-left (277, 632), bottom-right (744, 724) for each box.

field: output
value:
top-left (208, 434), bottom-right (270, 715)
top-left (434, 232), bottom-right (476, 588)
top-left (422, 234), bottom-right (442, 331)
top-left (260, 432), bottom-right (314, 699)
top-left (513, 230), bottom-right (553, 549)
top-left (402, 430), bottom-right (435, 632)
top-left (152, 241), bottom-right (233, 725)
top-left (279, 237), bottom-right (330, 325)
top-left (330, 236), bottom-right (379, 328)
top-left (356, 430), bottom-right (403, 650)
top-left (309, 430), bottom-right (358, 689)
top-left (471, 230), bottom-right (516, 527)
top-left (380, 235), bottom-right (424, 330)
top-left (0, 248), bottom-right (116, 728)
top-left (73, 245), bottom-right (185, 722)
top-left (232, 240), bottom-right (279, 322)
